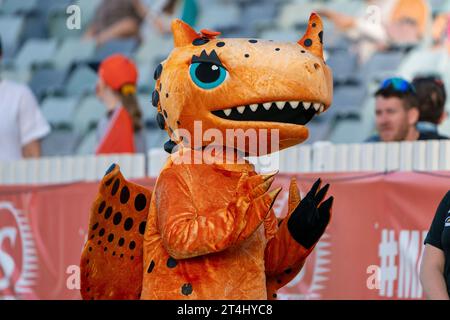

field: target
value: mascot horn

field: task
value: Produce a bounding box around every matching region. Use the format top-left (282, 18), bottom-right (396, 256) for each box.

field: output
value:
top-left (80, 13), bottom-right (334, 300)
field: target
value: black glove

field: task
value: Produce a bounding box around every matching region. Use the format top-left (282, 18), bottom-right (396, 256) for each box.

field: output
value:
top-left (287, 178), bottom-right (333, 249)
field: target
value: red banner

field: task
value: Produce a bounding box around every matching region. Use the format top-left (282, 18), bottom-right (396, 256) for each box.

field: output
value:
top-left (0, 172), bottom-right (448, 300)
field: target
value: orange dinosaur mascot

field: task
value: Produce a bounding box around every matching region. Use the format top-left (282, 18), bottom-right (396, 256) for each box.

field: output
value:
top-left (80, 13), bottom-right (334, 300)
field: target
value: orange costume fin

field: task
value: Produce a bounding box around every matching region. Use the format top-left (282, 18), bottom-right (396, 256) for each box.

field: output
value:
top-left (298, 13), bottom-right (325, 59)
top-left (80, 164), bottom-right (151, 299)
top-left (172, 19), bottom-right (201, 47)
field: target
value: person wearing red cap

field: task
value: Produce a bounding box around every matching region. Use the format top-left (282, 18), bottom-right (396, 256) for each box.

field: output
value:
top-left (95, 54), bottom-right (146, 154)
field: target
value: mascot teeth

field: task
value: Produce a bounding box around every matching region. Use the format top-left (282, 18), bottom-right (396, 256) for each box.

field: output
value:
top-left (212, 101), bottom-right (327, 125)
top-left (276, 101), bottom-right (284, 110)
top-left (319, 105), bottom-right (325, 113)
top-left (290, 101), bottom-right (299, 109)
top-left (237, 106), bottom-right (246, 114)
top-left (249, 104), bottom-right (258, 112)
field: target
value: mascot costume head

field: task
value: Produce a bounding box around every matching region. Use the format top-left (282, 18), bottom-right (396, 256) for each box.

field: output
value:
top-left (156, 15), bottom-right (332, 155)
top-left (80, 13), bottom-right (334, 300)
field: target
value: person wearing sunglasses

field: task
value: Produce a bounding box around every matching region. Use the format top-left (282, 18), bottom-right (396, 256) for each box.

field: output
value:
top-left (412, 76), bottom-right (448, 139)
top-left (366, 77), bottom-right (447, 142)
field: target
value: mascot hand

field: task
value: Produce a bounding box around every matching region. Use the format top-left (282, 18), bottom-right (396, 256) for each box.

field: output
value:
top-left (287, 178), bottom-right (333, 249)
top-left (233, 171), bottom-right (281, 241)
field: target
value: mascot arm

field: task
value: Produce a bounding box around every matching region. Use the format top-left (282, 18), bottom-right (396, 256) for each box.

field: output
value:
top-left (264, 178), bottom-right (333, 298)
top-left (156, 167), bottom-right (281, 259)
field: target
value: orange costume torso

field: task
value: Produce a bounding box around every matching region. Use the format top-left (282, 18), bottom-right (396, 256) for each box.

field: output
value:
top-left (80, 14), bottom-right (334, 300)
top-left (141, 149), bottom-right (310, 299)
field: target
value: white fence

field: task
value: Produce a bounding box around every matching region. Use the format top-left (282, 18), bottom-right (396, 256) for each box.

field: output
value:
top-left (1, 140), bottom-right (450, 185)
top-left (0, 153), bottom-right (146, 185)
top-left (275, 140), bottom-right (450, 173)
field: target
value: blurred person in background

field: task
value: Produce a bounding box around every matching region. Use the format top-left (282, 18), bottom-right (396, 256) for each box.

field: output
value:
top-left (95, 54), bottom-right (146, 154)
top-left (318, 0), bottom-right (428, 63)
top-left (432, 12), bottom-right (450, 50)
top-left (83, 0), bottom-right (199, 46)
top-left (412, 76), bottom-right (448, 139)
top-left (0, 36), bottom-right (50, 161)
top-left (420, 191), bottom-right (450, 300)
top-left (366, 77), bottom-right (446, 142)
top-left (141, 0), bottom-right (199, 36)
top-left (83, 0), bottom-right (147, 46)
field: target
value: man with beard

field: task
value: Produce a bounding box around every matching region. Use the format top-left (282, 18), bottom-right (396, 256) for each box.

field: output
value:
top-left (366, 77), bottom-right (446, 142)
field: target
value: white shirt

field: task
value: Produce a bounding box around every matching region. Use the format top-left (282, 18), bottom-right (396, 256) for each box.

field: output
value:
top-left (96, 107), bottom-right (147, 154)
top-left (0, 79), bottom-right (50, 161)
top-left (351, 0), bottom-right (397, 43)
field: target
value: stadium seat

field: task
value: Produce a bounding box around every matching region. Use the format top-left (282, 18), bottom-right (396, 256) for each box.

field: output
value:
top-left (75, 130), bottom-right (98, 155)
top-left (332, 85), bottom-right (368, 118)
top-left (48, 7), bottom-right (83, 41)
top-left (21, 13), bottom-right (48, 41)
top-left (41, 97), bottom-right (79, 129)
top-left (73, 95), bottom-right (105, 136)
top-left (0, 16), bottom-right (25, 64)
top-left (0, 0), bottom-right (38, 15)
top-left (138, 94), bottom-right (158, 128)
top-left (259, 29), bottom-right (299, 42)
top-left (16, 0), bottom-right (55, 39)
top-left (135, 35), bottom-right (173, 66)
top-left (93, 38), bottom-right (139, 62)
top-left (330, 95), bottom-right (380, 144)
top-left (326, 50), bottom-right (359, 84)
top-left (321, 0), bottom-right (365, 15)
top-left (137, 62), bottom-right (156, 93)
top-left (329, 119), bottom-right (367, 144)
top-left (196, 4), bottom-right (241, 32)
top-left (322, 27), bottom-right (351, 53)
top-left (305, 121), bottom-right (332, 144)
top-left (428, 0), bottom-right (447, 15)
top-left (53, 39), bottom-right (96, 69)
top-left (29, 68), bottom-right (68, 100)
top-left (240, 1), bottom-right (278, 34)
top-left (45, 0), bottom-right (95, 40)
top-left (145, 128), bottom-right (168, 150)
top-left (277, 2), bottom-right (317, 30)
top-left (65, 65), bottom-right (98, 96)
top-left (14, 38), bottom-right (58, 71)
top-left (360, 51), bottom-right (405, 84)
top-left (398, 47), bottom-right (447, 79)
top-left (75, 0), bottom-right (101, 29)
top-left (35, 0), bottom-right (72, 15)
top-left (0, 69), bottom-right (32, 84)
top-left (41, 129), bottom-right (79, 156)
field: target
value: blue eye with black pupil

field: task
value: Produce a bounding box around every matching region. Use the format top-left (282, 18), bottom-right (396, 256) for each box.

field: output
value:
top-left (189, 62), bottom-right (227, 89)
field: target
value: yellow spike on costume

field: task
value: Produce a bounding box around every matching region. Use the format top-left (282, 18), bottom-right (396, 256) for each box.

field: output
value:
top-left (288, 177), bottom-right (301, 214)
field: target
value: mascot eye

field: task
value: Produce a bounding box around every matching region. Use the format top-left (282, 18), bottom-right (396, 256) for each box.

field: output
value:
top-left (189, 62), bottom-right (227, 89)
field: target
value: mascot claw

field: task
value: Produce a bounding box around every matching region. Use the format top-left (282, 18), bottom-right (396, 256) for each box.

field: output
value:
top-left (287, 178), bottom-right (334, 249)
